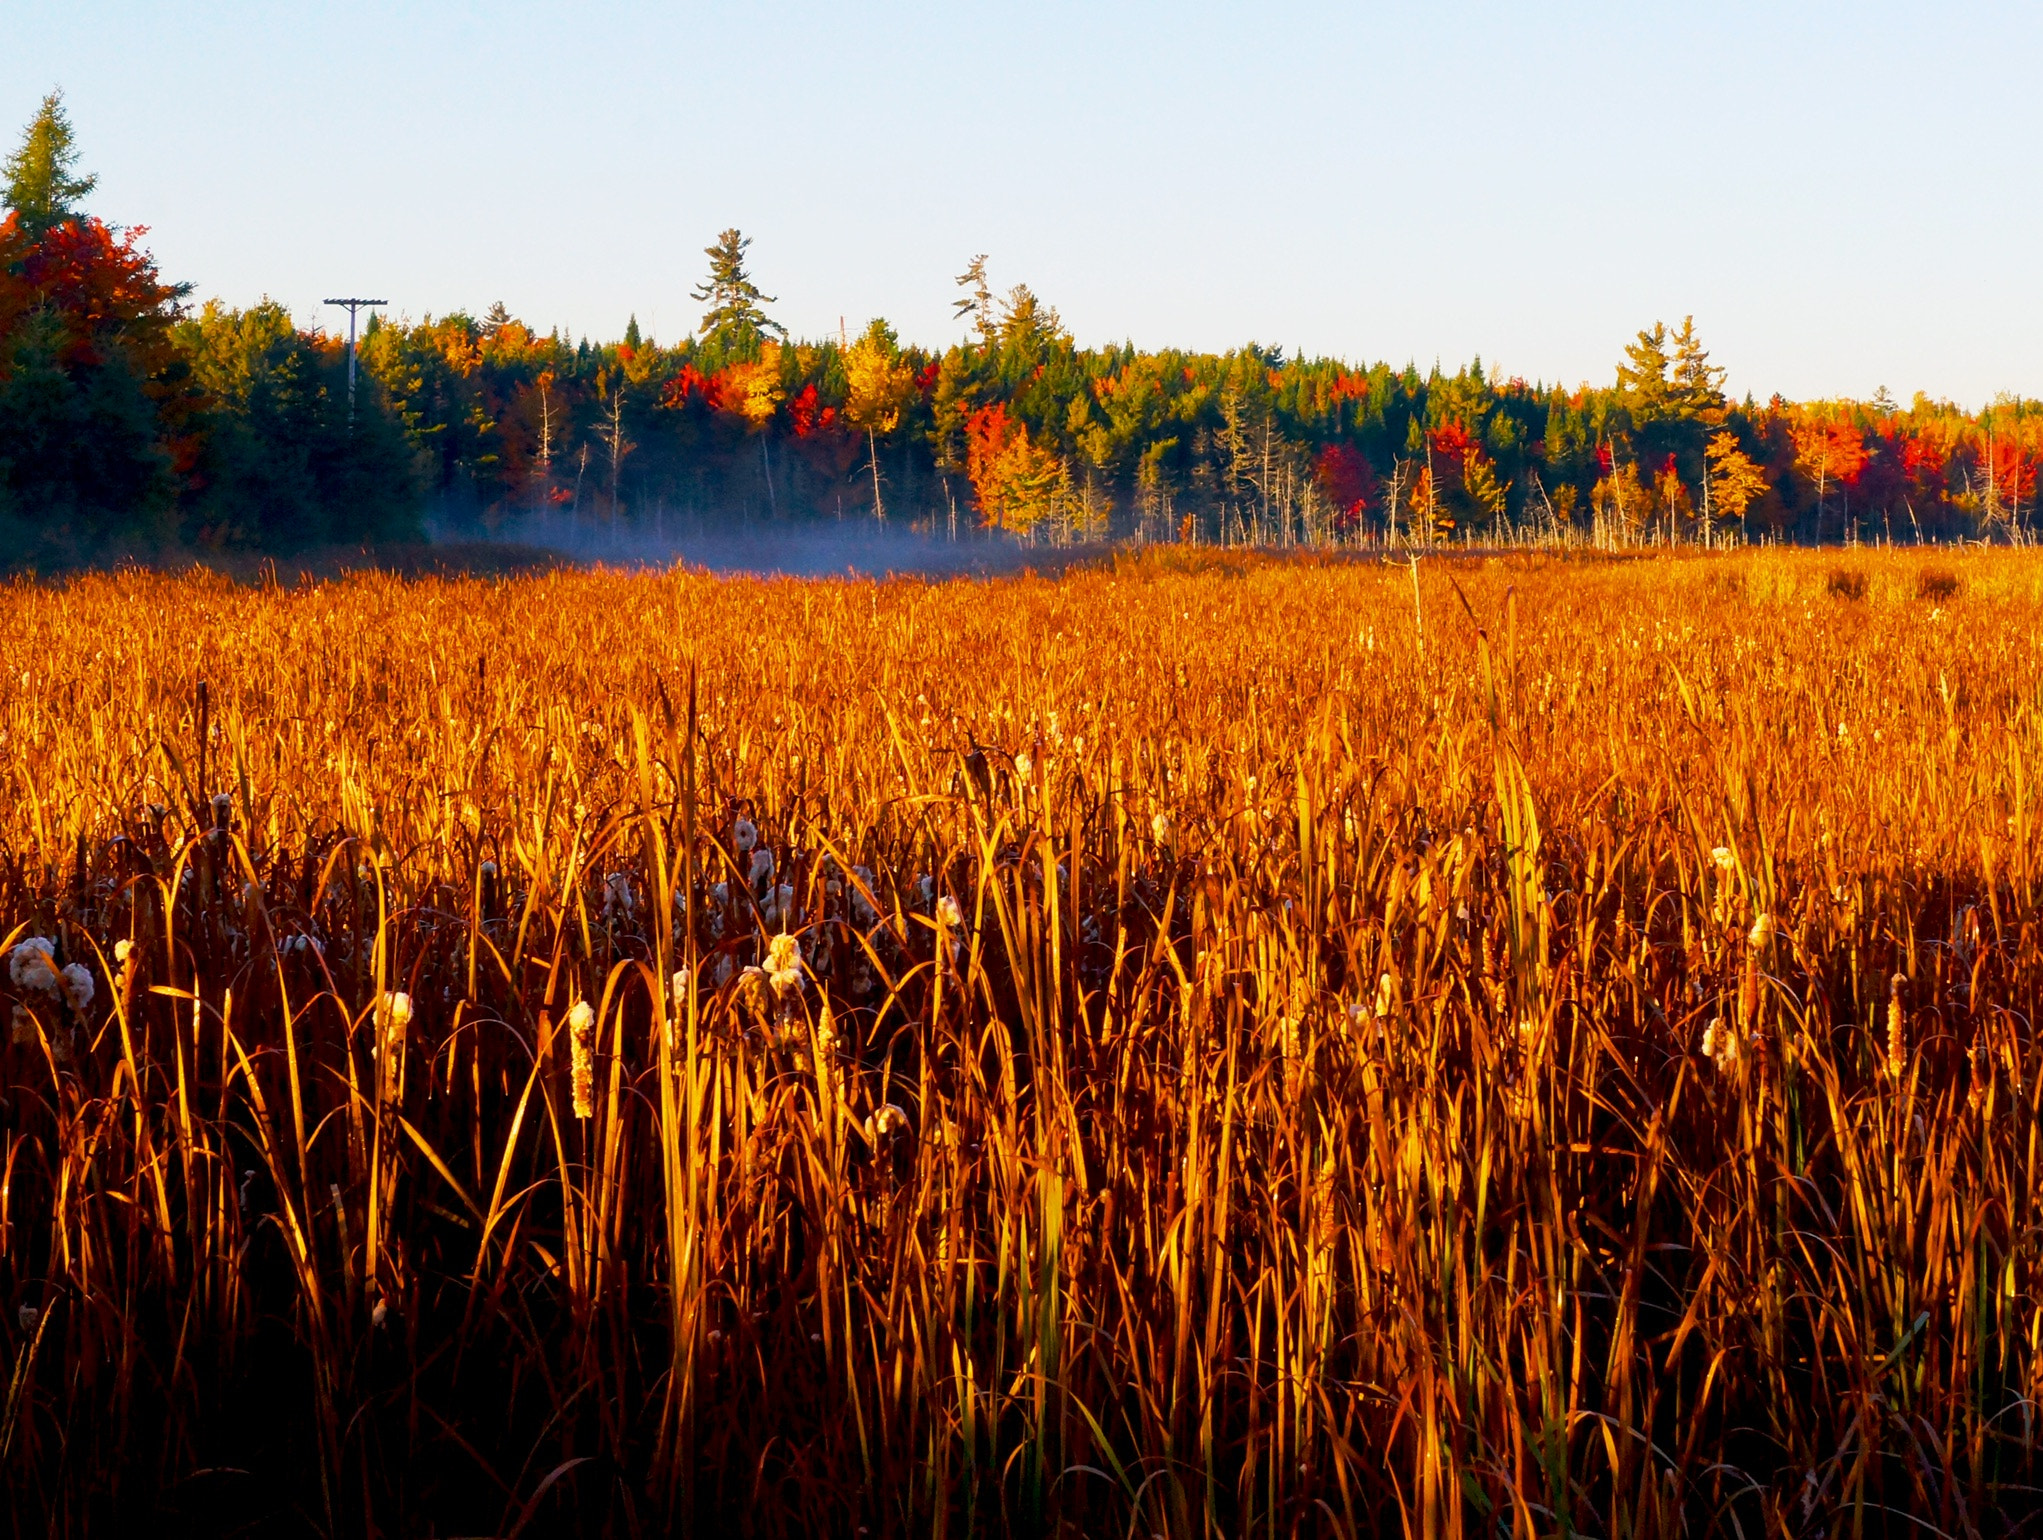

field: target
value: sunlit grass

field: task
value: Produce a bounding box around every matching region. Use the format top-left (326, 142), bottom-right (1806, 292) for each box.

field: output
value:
top-left (2, 545), bottom-right (2041, 1535)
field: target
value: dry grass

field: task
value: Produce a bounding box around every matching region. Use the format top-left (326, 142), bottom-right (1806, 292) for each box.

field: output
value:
top-left (2, 546), bottom-right (2041, 1536)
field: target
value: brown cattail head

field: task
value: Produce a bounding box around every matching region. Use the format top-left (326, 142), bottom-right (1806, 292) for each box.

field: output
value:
top-left (1885, 973), bottom-right (1907, 1082)
top-left (377, 990), bottom-right (412, 1058)
top-left (1969, 1037), bottom-right (1991, 1114)
top-left (568, 999), bottom-right (595, 1119)
top-left (1701, 1017), bottom-right (1740, 1075)
top-left (870, 1103), bottom-right (910, 1144)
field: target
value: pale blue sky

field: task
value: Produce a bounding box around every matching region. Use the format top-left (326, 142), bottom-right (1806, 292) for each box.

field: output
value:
top-left (7, 1), bottom-right (2040, 406)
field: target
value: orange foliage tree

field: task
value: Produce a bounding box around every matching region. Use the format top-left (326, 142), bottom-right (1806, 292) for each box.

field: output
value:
top-left (1789, 418), bottom-right (1870, 531)
top-left (965, 402), bottom-right (1067, 534)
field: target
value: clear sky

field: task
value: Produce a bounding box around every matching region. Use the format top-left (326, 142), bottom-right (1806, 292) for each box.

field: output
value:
top-left (8, 1), bottom-right (2040, 407)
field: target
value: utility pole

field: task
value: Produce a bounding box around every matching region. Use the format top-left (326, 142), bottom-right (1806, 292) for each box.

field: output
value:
top-left (324, 297), bottom-right (387, 422)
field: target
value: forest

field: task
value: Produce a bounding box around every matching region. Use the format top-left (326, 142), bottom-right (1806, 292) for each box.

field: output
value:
top-left (4, 91), bottom-right (2038, 560)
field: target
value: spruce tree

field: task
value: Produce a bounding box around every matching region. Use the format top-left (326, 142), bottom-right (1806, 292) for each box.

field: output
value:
top-left (1669, 316), bottom-right (1726, 419)
top-left (3, 90), bottom-right (96, 234)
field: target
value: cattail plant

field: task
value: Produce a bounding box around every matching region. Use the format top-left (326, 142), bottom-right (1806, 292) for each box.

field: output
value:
top-left (1886, 971), bottom-right (1908, 1082)
top-left (0, 547), bottom-right (2038, 1537)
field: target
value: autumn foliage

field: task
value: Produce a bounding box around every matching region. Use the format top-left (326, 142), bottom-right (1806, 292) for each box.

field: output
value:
top-left (963, 401), bottom-right (1067, 533)
top-left (0, 210), bottom-right (180, 375)
top-left (7, 89), bottom-right (2043, 554)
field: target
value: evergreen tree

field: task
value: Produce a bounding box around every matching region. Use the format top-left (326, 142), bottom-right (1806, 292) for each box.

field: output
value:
top-left (995, 284), bottom-right (1065, 370)
top-left (1616, 322), bottom-right (1673, 423)
top-left (173, 299), bottom-right (420, 549)
top-left (691, 229), bottom-right (782, 353)
top-left (2, 90), bottom-right (96, 235)
top-left (1669, 316), bottom-right (1725, 420)
top-left (953, 254), bottom-right (994, 343)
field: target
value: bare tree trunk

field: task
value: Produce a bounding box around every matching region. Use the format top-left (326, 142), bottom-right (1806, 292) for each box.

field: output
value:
top-left (603, 389), bottom-right (629, 535)
top-left (535, 378), bottom-right (555, 525)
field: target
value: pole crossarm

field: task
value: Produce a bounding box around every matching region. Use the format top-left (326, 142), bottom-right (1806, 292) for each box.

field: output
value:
top-left (325, 298), bottom-right (387, 423)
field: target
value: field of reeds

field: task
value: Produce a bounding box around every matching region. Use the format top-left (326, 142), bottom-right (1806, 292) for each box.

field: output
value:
top-left (3, 546), bottom-right (2042, 1537)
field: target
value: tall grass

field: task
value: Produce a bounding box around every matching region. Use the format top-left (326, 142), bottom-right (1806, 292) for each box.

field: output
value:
top-left (2, 546), bottom-right (2041, 1535)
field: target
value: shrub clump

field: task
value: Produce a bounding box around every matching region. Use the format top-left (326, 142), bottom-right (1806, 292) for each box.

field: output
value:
top-left (1916, 566), bottom-right (1961, 601)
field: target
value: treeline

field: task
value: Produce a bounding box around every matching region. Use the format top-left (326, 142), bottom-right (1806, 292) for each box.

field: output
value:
top-left (350, 289), bottom-right (2043, 550)
top-left (4, 93), bottom-right (2038, 557)
top-left (0, 95), bottom-right (415, 560)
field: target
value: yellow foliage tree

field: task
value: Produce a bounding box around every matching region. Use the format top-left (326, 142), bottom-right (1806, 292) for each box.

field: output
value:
top-left (1704, 431), bottom-right (1769, 538)
top-left (1653, 461), bottom-right (1694, 541)
top-left (1407, 466), bottom-right (1454, 542)
top-left (842, 321), bottom-right (914, 519)
top-left (723, 341), bottom-right (784, 428)
top-left (1591, 456), bottom-right (1648, 543)
top-left (1462, 450), bottom-right (1510, 530)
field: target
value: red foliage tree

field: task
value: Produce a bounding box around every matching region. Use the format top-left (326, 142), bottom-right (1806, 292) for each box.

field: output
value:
top-left (0, 211), bottom-right (184, 382)
top-left (787, 382), bottom-right (839, 438)
top-left (1983, 431), bottom-right (2038, 506)
top-left (1900, 431), bottom-right (1947, 490)
top-left (1313, 442), bottom-right (1374, 528)
top-left (0, 211), bottom-right (195, 535)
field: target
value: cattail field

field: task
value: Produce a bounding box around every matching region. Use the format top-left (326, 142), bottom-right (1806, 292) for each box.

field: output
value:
top-left (5, 546), bottom-right (2043, 1537)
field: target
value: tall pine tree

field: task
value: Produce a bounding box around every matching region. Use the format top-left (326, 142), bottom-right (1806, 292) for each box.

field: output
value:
top-left (691, 229), bottom-right (782, 355)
